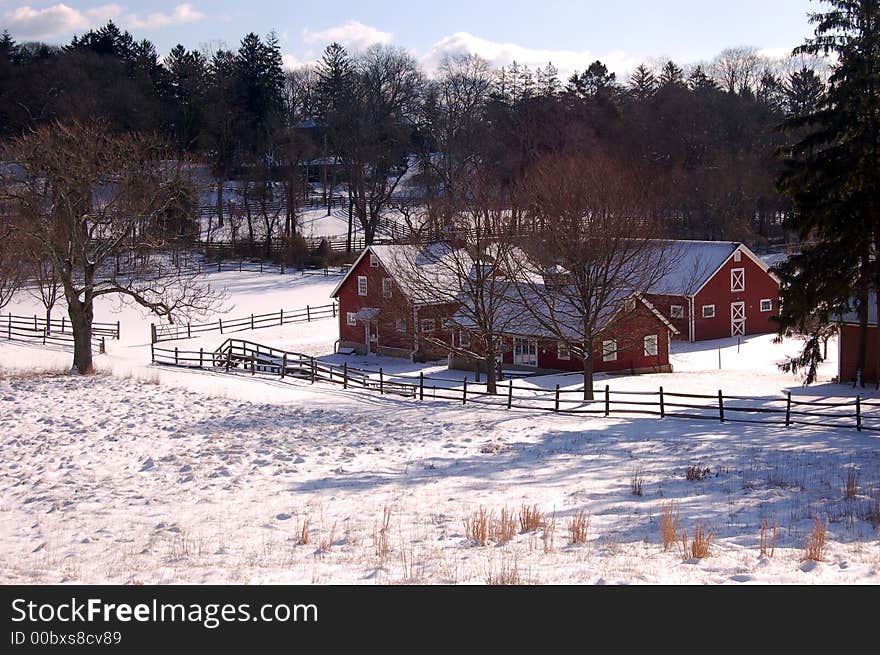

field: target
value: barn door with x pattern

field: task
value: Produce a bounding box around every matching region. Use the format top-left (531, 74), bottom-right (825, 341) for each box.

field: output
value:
top-left (731, 301), bottom-right (745, 336)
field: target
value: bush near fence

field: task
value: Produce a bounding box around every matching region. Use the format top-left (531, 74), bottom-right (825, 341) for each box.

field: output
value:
top-left (151, 303), bottom-right (338, 343)
top-left (150, 338), bottom-right (880, 434)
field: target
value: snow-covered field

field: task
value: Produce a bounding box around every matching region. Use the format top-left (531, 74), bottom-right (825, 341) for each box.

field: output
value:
top-left (1, 269), bottom-right (878, 584)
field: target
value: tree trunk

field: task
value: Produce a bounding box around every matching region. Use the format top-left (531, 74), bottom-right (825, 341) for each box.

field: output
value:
top-left (67, 297), bottom-right (94, 374)
top-left (855, 249), bottom-right (870, 387)
top-left (485, 346), bottom-right (497, 394)
top-left (582, 352), bottom-right (594, 401)
top-left (216, 177), bottom-right (225, 227)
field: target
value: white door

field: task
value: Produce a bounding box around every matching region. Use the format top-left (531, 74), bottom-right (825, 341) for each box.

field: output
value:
top-left (514, 338), bottom-right (538, 367)
top-left (731, 302), bottom-right (745, 336)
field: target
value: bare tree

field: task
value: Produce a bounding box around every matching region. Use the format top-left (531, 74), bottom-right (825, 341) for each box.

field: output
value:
top-left (712, 46), bottom-right (762, 94)
top-left (0, 215), bottom-right (22, 311)
top-left (388, 168), bottom-right (522, 393)
top-left (510, 154), bottom-right (675, 399)
top-left (27, 253), bottom-right (62, 329)
top-left (0, 120), bottom-right (224, 373)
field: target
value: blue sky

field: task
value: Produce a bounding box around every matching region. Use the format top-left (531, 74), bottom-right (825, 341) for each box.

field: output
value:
top-left (0, 1), bottom-right (818, 76)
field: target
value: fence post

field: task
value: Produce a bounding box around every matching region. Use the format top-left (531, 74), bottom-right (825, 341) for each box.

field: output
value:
top-left (554, 384), bottom-right (560, 412)
top-left (281, 353), bottom-right (287, 379)
top-left (379, 368), bottom-right (384, 394)
top-left (150, 342), bottom-right (155, 363)
top-left (250, 314), bottom-right (254, 330)
top-left (311, 357), bottom-right (316, 383)
top-left (219, 318), bottom-right (223, 335)
top-left (199, 348), bottom-right (203, 368)
top-left (785, 391), bottom-right (791, 427)
top-left (116, 321), bottom-right (121, 339)
top-left (34, 314), bottom-right (37, 330)
top-left (42, 328), bottom-right (46, 346)
top-left (251, 355), bottom-right (255, 375)
top-left (62, 316), bottom-right (66, 332)
top-left (6, 314), bottom-right (9, 340)
top-left (174, 347), bottom-right (178, 365)
top-left (856, 395), bottom-right (862, 432)
top-left (280, 309), bottom-right (284, 326)
top-left (419, 371), bottom-right (424, 400)
top-left (343, 362), bottom-right (348, 389)
top-left (507, 380), bottom-right (513, 409)
top-left (604, 385), bottom-right (610, 417)
top-left (462, 377), bottom-right (467, 405)
top-left (332, 303), bottom-right (337, 318)
top-left (718, 390), bottom-right (725, 423)
top-left (187, 324), bottom-right (191, 339)
top-left (150, 323), bottom-right (157, 344)
top-left (101, 337), bottom-right (105, 354)
top-left (659, 386), bottom-right (665, 419)
top-left (307, 305), bottom-right (311, 322)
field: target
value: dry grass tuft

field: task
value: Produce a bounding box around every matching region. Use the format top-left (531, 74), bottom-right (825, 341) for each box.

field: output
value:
top-left (659, 502), bottom-right (680, 552)
top-left (630, 467), bottom-right (645, 496)
top-left (373, 506), bottom-right (391, 562)
top-left (464, 508), bottom-right (490, 546)
top-left (804, 515), bottom-right (827, 562)
top-left (759, 518), bottom-right (777, 558)
top-left (491, 507), bottom-right (517, 545)
top-left (678, 523), bottom-right (715, 560)
top-left (844, 467), bottom-right (859, 500)
top-left (686, 465), bottom-right (711, 481)
top-left (299, 516), bottom-right (310, 546)
top-left (542, 511), bottom-right (556, 554)
top-left (567, 511), bottom-right (589, 546)
top-left (519, 504), bottom-right (542, 533)
top-left (319, 522), bottom-right (337, 553)
top-left (486, 555), bottom-right (520, 585)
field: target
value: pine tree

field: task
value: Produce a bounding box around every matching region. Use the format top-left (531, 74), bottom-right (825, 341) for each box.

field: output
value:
top-left (776, 0), bottom-right (880, 386)
top-left (785, 66), bottom-right (824, 116)
top-left (629, 64), bottom-right (657, 100)
top-left (658, 60), bottom-right (685, 88)
top-left (687, 64), bottom-right (718, 91)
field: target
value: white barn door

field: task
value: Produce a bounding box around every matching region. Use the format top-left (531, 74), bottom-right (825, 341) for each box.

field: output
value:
top-left (731, 302), bottom-right (746, 336)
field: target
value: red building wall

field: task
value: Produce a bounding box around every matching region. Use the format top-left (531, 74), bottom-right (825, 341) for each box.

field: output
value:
top-left (839, 324), bottom-right (879, 384)
top-left (691, 252), bottom-right (779, 341)
top-left (645, 293), bottom-right (690, 340)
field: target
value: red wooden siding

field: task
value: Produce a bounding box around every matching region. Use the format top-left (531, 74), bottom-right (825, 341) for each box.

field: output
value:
top-left (645, 293), bottom-right (690, 340)
top-left (839, 324), bottom-right (879, 384)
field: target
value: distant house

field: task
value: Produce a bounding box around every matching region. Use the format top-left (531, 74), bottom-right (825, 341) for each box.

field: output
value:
top-left (331, 243), bottom-right (677, 374)
top-left (838, 298), bottom-right (878, 384)
top-left (645, 241), bottom-right (780, 342)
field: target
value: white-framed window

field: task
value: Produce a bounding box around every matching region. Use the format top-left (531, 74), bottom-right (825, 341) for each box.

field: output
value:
top-left (624, 297), bottom-right (636, 312)
top-left (670, 305), bottom-right (684, 319)
top-left (644, 334), bottom-right (658, 357)
top-left (346, 312), bottom-right (357, 326)
top-left (733, 250), bottom-right (742, 262)
top-left (369, 253), bottom-right (379, 267)
top-left (421, 318), bottom-right (435, 332)
top-left (760, 299), bottom-right (773, 312)
top-left (602, 339), bottom-right (617, 362)
top-left (459, 330), bottom-right (470, 348)
top-left (730, 267), bottom-right (745, 292)
top-left (396, 318), bottom-right (406, 332)
top-left (382, 278), bottom-right (392, 299)
top-left (702, 304), bottom-right (716, 319)
top-left (357, 275), bottom-right (368, 296)
top-left (557, 341), bottom-right (570, 360)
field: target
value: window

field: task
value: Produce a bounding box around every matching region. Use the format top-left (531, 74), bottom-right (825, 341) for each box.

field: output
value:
top-left (760, 299), bottom-right (773, 312)
top-left (602, 339), bottom-right (617, 362)
top-left (346, 312), bottom-right (357, 326)
top-left (460, 330), bottom-right (470, 348)
top-left (670, 305), bottom-right (684, 319)
top-left (733, 250), bottom-right (742, 263)
top-left (396, 318), bottom-right (406, 332)
top-left (382, 278), bottom-right (392, 299)
top-left (624, 297), bottom-right (636, 312)
top-left (369, 254), bottom-right (379, 267)
top-left (702, 304), bottom-right (715, 319)
top-left (421, 318), bottom-right (435, 332)
top-left (557, 342), bottom-right (570, 361)
top-left (730, 267), bottom-right (745, 292)
top-left (357, 275), bottom-right (368, 296)
top-left (644, 334), bottom-right (658, 357)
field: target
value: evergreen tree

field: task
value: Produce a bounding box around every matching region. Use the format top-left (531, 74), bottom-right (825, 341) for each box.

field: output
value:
top-left (629, 64), bottom-right (657, 100)
top-left (775, 0), bottom-right (880, 386)
top-left (785, 66), bottom-right (824, 116)
top-left (658, 60), bottom-right (685, 88)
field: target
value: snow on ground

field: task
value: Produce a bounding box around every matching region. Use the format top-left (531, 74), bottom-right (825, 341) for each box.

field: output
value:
top-left (1, 270), bottom-right (879, 585)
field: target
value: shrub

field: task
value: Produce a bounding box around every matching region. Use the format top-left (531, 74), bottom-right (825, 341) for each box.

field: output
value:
top-left (659, 502), bottom-right (679, 551)
top-left (804, 516), bottom-right (827, 562)
top-left (567, 511), bottom-right (589, 545)
top-left (519, 504), bottom-right (542, 533)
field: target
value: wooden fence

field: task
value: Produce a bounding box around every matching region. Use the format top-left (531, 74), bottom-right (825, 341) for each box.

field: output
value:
top-left (149, 338), bottom-right (880, 433)
top-left (150, 303), bottom-right (338, 343)
top-left (2, 316), bottom-right (111, 353)
top-left (2, 313), bottom-right (120, 339)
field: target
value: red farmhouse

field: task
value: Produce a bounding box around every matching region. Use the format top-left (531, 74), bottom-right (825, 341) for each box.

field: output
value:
top-left (331, 244), bottom-right (677, 375)
top-left (838, 300), bottom-right (879, 384)
top-left (645, 241), bottom-right (780, 342)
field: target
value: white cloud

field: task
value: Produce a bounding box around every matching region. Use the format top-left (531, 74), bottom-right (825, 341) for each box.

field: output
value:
top-left (420, 31), bottom-right (639, 80)
top-left (301, 20), bottom-right (392, 53)
top-left (282, 53), bottom-right (304, 71)
top-left (2, 3), bottom-right (204, 41)
top-left (3, 4), bottom-right (89, 39)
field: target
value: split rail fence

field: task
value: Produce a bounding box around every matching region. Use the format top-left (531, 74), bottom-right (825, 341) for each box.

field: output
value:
top-left (2, 313), bottom-right (120, 353)
top-left (150, 338), bottom-right (880, 433)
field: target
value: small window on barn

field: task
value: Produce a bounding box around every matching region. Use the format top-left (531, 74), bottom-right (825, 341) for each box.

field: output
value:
top-left (644, 334), bottom-right (658, 357)
top-left (357, 275), bottom-right (368, 296)
top-left (370, 253), bottom-right (379, 267)
top-left (346, 312), bottom-right (357, 326)
top-left (421, 318), bottom-right (435, 333)
top-left (624, 297), bottom-right (636, 312)
top-left (702, 304), bottom-right (715, 319)
top-left (382, 278), bottom-right (392, 299)
top-left (396, 318), bottom-right (406, 332)
top-left (602, 339), bottom-right (617, 362)
top-left (730, 267), bottom-right (745, 293)
top-left (733, 250), bottom-right (742, 263)
top-left (760, 299), bottom-right (773, 312)
top-left (670, 305), bottom-right (684, 319)
top-left (460, 330), bottom-right (471, 348)
top-left (557, 342), bottom-right (570, 360)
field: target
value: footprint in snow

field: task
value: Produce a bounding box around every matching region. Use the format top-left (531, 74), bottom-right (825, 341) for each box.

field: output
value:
top-left (140, 458), bottom-right (155, 471)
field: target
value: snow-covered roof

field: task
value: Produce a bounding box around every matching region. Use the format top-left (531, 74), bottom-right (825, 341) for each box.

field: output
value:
top-left (646, 241), bottom-right (740, 296)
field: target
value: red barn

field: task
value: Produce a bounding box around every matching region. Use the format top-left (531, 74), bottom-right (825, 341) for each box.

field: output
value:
top-left (838, 300), bottom-right (878, 384)
top-left (645, 241), bottom-right (780, 342)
